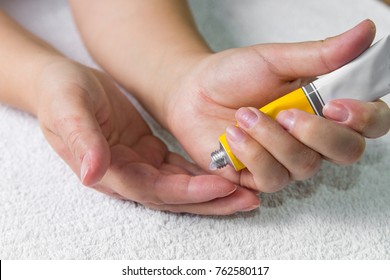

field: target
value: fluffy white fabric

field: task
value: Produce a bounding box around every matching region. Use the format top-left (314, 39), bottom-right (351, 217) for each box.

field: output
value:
top-left (0, 0), bottom-right (389, 259)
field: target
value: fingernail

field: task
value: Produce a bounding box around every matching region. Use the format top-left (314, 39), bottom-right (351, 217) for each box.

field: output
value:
top-left (236, 108), bottom-right (259, 129)
top-left (323, 102), bottom-right (349, 122)
top-left (226, 185), bottom-right (239, 196)
top-left (240, 204), bottom-right (260, 212)
top-left (80, 153), bottom-right (91, 183)
top-left (226, 125), bottom-right (247, 143)
top-left (276, 110), bottom-right (296, 131)
top-left (365, 19), bottom-right (376, 35)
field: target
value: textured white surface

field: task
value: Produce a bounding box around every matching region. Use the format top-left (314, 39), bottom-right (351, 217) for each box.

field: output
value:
top-left (0, 0), bottom-right (389, 259)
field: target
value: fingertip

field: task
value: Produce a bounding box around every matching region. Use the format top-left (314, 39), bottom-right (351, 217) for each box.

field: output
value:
top-left (362, 19), bottom-right (376, 38)
top-left (354, 19), bottom-right (376, 46)
top-left (324, 99), bottom-right (390, 138)
top-left (226, 125), bottom-right (247, 144)
top-left (326, 19), bottom-right (376, 69)
top-left (337, 19), bottom-right (376, 44)
top-left (235, 107), bottom-right (260, 129)
top-left (154, 174), bottom-right (239, 205)
top-left (190, 175), bottom-right (237, 199)
top-left (149, 185), bottom-right (261, 216)
top-left (322, 101), bottom-right (350, 123)
top-left (197, 186), bottom-right (261, 215)
top-left (276, 110), bottom-right (297, 131)
top-left (230, 187), bottom-right (261, 213)
top-left (80, 142), bottom-right (111, 186)
top-left (80, 152), bottom-right (92, 184)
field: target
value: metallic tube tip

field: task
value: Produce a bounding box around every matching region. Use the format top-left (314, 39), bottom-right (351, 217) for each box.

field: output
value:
top-left (209, 146), bottom-right (229, 170)
top-left (208, 161), bottom-right (219, 171)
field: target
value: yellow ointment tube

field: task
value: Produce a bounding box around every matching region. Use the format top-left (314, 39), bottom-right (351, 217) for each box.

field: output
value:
top-left (211, 86), bottom-right (318, 171)
top-left (209, 34), bottom-right (390, 171)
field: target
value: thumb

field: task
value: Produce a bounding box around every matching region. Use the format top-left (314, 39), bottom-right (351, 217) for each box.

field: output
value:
top-left (49, 101), bottom-right (111, 186)
top-left (73, 123), bottom-right (111, 186)
top-left (259, 19), bottom-right (376, 79)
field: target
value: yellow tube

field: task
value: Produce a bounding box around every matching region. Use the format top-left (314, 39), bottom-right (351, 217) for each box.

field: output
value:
top-left (215, 87), bottom-right (316, 171)
top-left (258, 87), bottom-right (315, 119)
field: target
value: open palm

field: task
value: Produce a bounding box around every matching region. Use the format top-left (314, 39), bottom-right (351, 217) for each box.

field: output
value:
top-left (36, 60), bottom-right (258, 215)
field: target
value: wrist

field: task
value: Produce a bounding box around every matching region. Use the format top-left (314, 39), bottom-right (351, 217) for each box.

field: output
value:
top-left (138, 50), bottom-right (212, 128)
top-left (34, 57), bottom-right (88, 117)
top-left (0, 52), bottom-right (66, 116)
top-left (26, 55), bottom-right (70, 116)
top-left (0, 10), bottom-right (67, 115)
top-left (69, 0), bottom-right (213, 128)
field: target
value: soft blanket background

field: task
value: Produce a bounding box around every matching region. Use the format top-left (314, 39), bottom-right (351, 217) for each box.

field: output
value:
top-left (0, 0), bottom-right (389, 259)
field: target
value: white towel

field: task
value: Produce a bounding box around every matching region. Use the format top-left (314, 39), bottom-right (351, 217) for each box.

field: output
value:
top-left (0, 0), bottom-right (389, 259)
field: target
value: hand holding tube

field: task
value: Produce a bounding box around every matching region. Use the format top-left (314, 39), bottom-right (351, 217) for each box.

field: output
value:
top-left (211, 35), bottom-right (390, 171)
top-left (69, 8), bottom-right (390, 195)
top-left (222, 98), bottom-right (389, 193)
top-left (164, 20), bottom-right (390, 193)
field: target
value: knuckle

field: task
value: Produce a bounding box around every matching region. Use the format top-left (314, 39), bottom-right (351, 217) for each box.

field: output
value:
top-left (254, 165), bottom-right (290, 193)
top-left (300, 118), bottom-right (320, 138)
top-left (293, 150), bottom-right (322, 180)
top-left (50, 115), bottom-right (87, 161)
top-left (58, 116), bottom-right (101, 160)
top-left (383, 105), bottom-right (390, 131)
top-left (247, 146), bottom-right (269, 166)
top-left (318, 40), bottom-right (335, 73)
top-left (341, 137), bottom-right (366, 164)
top-left (356, 109), bottom-right (375, 134)
top-left (365, 102), bottom-right (390, 137)
top-left (292, 113), bottom-right (320, 140)
top-left (353, 101), bottom-right (390, 136)
top-left (66, 128), bottom-right (86, 161)
top-left (242, 149), bottom-right (290, 193)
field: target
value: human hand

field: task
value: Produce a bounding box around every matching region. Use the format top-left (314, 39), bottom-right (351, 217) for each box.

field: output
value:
top-left (35, 59), bottom-right (259, 215)
top-left (68, 2), bottom-right (389, 196)
top-left (164, 20), bottom-right (390, 192)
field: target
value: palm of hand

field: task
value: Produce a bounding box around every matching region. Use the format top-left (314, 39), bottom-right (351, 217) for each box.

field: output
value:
top-left (166, 24), bottom-right (380, 192)
top-left (38, 62), bottom-right (248, 215)
top-left (167, 47), bottom-right (301, 185)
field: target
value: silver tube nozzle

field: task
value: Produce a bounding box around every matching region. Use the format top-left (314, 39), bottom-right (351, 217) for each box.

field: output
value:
top-left (209, 145), bottom-right (229, 170)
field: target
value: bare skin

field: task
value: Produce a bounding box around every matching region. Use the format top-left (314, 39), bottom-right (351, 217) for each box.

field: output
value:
top-left (0, 10), bottom-right (257, 215)
top-left (2, 1), bottom-right (389, 215)
top-left (69, 1), bottom-right (390, 196)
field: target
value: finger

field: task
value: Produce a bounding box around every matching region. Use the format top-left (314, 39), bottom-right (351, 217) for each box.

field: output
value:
top-left (153, 174), bottom-right (238, 204)
top-left (235, 107), bottom-right (322, 181)
top-left (105, 145), bottom-right (238, 205)
top-left (144, 187), bottom-right (260, 216)
top-left (225, 125), bottom-right (290, 193)
top-left (47, 91), bottom-right (111, 186)
top-left (276, 109), bottom-right (366, 165)
top-left (258, 19), bottom-right (375, 79)
top-left (127, 167), bottom-right (239, 205)
top-left (323, 99), bottom-right (390, 138)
